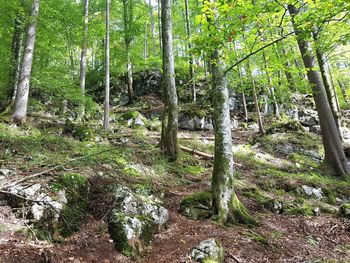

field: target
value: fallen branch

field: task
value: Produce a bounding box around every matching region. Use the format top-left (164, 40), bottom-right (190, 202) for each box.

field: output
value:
top-left (179, 145), bottom-right (214, 159)
top-left (227, 252), bottom-right (242, 263)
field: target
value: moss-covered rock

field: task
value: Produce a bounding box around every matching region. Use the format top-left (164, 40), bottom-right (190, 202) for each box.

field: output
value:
top-left (107, 185), bottom-right (169, 257)
top-left (266, 120), bottom-right (304, 135)
top-left (108, 211), bottom-right (157, 258)
top-left (119, 111), bottom-right (148, 128)
top-left (50, 173), bottom-right (89, 237)
top-left (339, 203), bottom-right (350, 218)
top-left (180, 191), bottom-right (212, 220)
top-left (191, 239), bottom-right (225, 263)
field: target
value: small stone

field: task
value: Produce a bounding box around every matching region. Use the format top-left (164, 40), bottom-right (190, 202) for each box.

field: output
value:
top-left (301, 185), bottom-right (323, 199)
top-left (191, 238), bottom-right (225, 263)
top-left (312, 207), bottom-right (320, 216)
top-left (339, 203), bottom-right (350, 218)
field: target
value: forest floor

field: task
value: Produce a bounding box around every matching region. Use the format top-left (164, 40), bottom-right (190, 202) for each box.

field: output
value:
top-left (0, 112), bottom-right (349, 263)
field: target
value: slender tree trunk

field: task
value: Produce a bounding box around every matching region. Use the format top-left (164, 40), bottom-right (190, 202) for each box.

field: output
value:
top-left (79, 0), bottom-right (89, 120)
top-left (338, 80), bottom-right (349, 104)
top-left (262, 50), bottom-right (280, 119)
top-left (157, 0), bottom-right (162, 55)
top-left (247, 61), bottom-right (264, 134)
top-left (160, 0), bottom-right (178, 161)
top-left (184, 0), bottom-right (196, 102)
top-left (289, 4), bottom-right (350, 176)
top-left (281, 47), bottom-right (295, 91)
top-left (123, 0), bottom-right (135, 103)
top-left (12, 0), bottom-right (40, 124)
top-left (149, 0), bottom-right (156, 55)
top-left (233, 42), bottom-right (248, 121)
top-left (327, 63), bottom-right (341, 114)
top-left (103, 0), bottom-right (110, 130)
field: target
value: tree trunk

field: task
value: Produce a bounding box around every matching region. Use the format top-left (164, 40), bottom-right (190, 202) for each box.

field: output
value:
top-left (157, 0), bottom-right (162, 55)
top-left (314, 40), bottom-right (341, 132)
top-left (247, 60), bottom-right (264, 134)
top-left (0, 13), bottom-right (24, 113)
top-left (79, 0), bottom-right (89, 120)
top-left (149, 0), bottom-right (156, 55)
top-left (211, 50), bottom-right (255, 225)
top-left (338, 80), bottom-right (349, 104)
top-left (184, 0), bottom-right (196, 102)
top-left (103, 0), bottom-right (110, 130)
top-left (12, 0), bottom-right (40, 124)
top-left (123, 0), bottom-right (134, 103)
top-left (160, 0), bottom-right (178, 161)
top-left (288, 4), bottom-right (350, 176)
top-left (263, 50), bottom-right (280, 119)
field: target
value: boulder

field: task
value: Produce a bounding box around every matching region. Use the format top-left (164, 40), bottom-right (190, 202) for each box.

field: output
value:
top-left (191, 238), bottom-right (225, 263)
top-left (180, 191), bottom-right (212, 220)
top-left (4, 173), bottom-right (88, 238)
top-left (108, 185), bottom-right (168, 257)
top-left (300, 185), bottom-right (323, 199)
top-left (339, 203), bottom-right (350, 218)
top-left (179, 115), bottom-right (213, 131)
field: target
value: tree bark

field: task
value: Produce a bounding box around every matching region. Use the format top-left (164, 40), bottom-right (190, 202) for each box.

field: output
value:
top-left (12, 0), bottom-right (40, 124)
top-left (79, 0), bottom-right (89, 120)
top-left (313, 35), bottom-right (341, 132)
top-left (211, 50), bottom-right (255, 225)
top-left (103, 0), bottom-right (110, 130)
top-left (288, 4), bottom-right (350, 176)
top-left (160, 0), bottom-right (178, 161)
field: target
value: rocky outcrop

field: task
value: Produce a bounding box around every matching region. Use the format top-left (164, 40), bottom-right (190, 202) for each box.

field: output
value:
top-left (180, 191), bottom-right (212, 220)
top-left (108, 185), bottom-right (169, 258)
top-left (191, 239), bottom-right (225, 263)
top-left (1, 173), bottom-right (88, 238)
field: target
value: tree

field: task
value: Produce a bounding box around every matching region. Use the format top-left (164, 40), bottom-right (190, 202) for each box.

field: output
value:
top-left (184, 0), bottom-right (196, 102)
top-left (78, 0), bottom-right (90, 120)
top-left (12, 0), bottom-right (40, 124)
top-left (103, 0), bottom-right (110, 130)
top-left (288, 4), bottom-right (350, 176)
top-left (160, 0), bottom-right (178, 161)
top-left (123, 0), bottom-right (135, 103)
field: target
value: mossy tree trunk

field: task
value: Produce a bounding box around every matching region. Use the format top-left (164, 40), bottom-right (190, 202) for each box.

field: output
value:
top-left (211, 50), bottom-right (255, 225)
top-left (12, 0), bottom-right (40, 124)
top-left (289, 4), bottom-right (350, 176)
top-left (160, 0), bottom-right (178, 161)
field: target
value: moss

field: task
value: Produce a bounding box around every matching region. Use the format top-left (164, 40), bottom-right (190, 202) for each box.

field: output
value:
top-left (180, 103), bottom-right (211, 118)
top-left (120, 110), bottom-right (141, 120)
top-left (242, 187), bottom-right (270, 207)
top-left (283, 199), bottom-right (314, 216)
top-left (339, 203), bottom-right (350, 218)
top-left (108, 212), bottom-right (134, 257)
top-left (181, 191), bottom-right (212, 208)
top-left (265, 120), bottom-right (304, 135)
top-left (229, 194), bottom-right (258, 226)
top-left (323, 188), bottom-right (337, 205)
top-left (51, 173), bottom-right (89, 237)
top-left (243, 230), bottom-right (269, 246)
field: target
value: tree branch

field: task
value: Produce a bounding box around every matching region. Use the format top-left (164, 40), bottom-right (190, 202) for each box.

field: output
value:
top-left (224, 31), bottom-right (295, 75)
